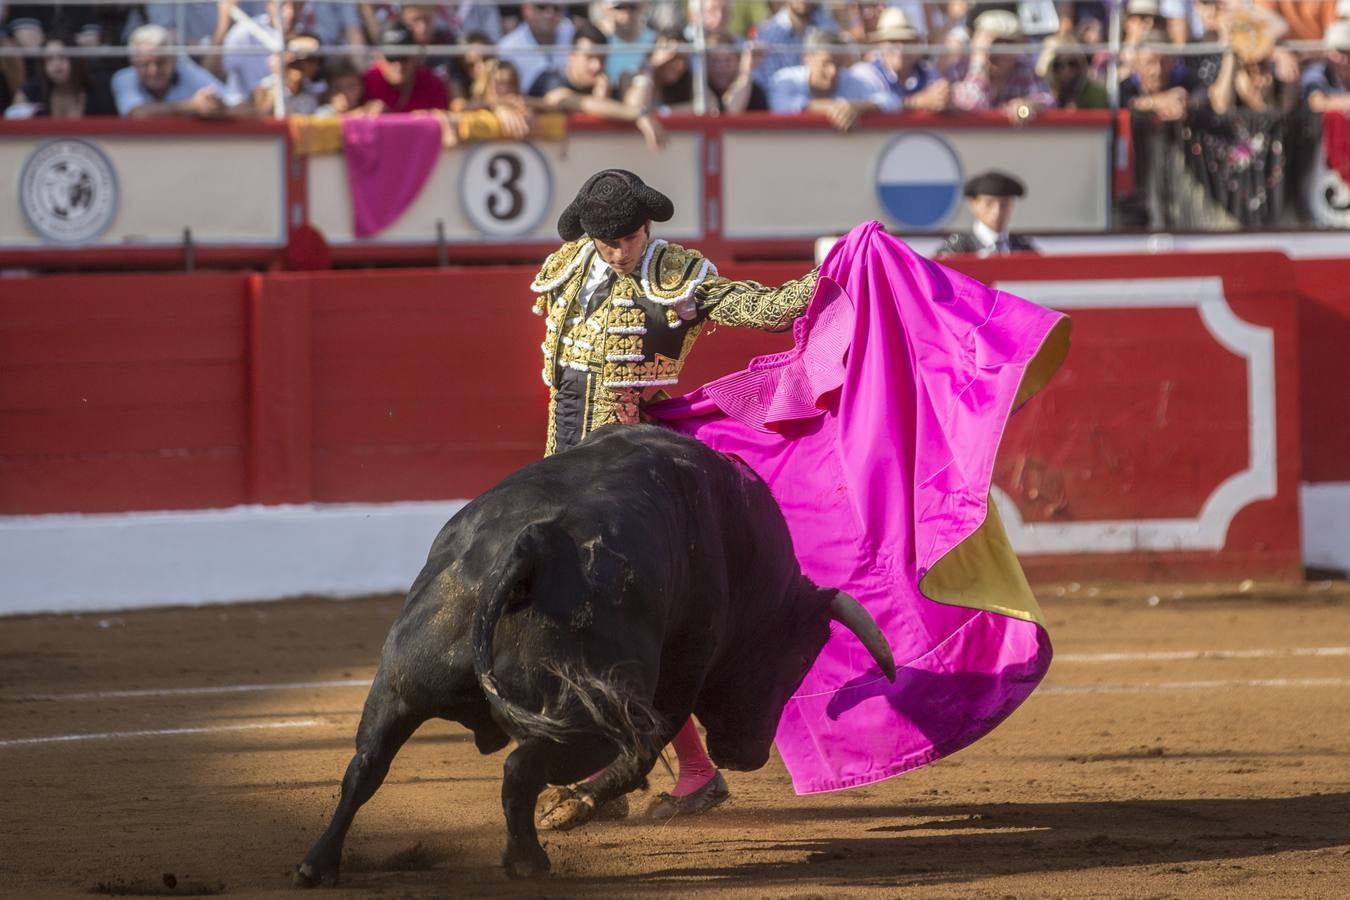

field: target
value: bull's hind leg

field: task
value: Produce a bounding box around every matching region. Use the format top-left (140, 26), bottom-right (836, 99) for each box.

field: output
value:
top-left (536, 725), bottom-right (675, 831)
top-left (501, 736), bottom-right (618, 878)
top-left (294, 675), bottom-right (423, 888)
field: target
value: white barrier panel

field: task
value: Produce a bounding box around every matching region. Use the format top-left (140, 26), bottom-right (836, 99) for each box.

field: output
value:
top-left (0, 502), bottom-right (467, 615)
top-left (0, 133), bottom-right (287, 249)
top-left (723, 125), bottom-right (1110, 237)
top-left (308, 133), bottom-right (705, 245)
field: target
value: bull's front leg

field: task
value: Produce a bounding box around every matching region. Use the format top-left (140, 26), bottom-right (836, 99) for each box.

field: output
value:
top-left (294, 677), bottom-right (421, 888)
top-left (501, 736), bottom-right (624, 878)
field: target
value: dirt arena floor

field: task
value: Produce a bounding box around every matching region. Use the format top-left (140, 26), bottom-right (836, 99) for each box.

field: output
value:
top-left (2, 582), bottom-right (1349, 898)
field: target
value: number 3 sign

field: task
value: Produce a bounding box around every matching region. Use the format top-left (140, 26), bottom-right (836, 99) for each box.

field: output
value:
top-left (459, 143), bottom-right (553, 237)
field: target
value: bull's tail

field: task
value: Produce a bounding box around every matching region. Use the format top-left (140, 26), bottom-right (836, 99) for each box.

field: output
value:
top-left (471, 523), bottom-right (664, 762)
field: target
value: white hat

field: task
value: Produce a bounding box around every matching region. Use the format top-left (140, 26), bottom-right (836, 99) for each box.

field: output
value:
top-left (972, 9), bottom-right (1021, 40)
top-left (1125, 0), bottom-right (1161, 16)
top-left (1326, 18), bottom-right (1350, 51)
top-left (869, 8), bottom-right (918, 42)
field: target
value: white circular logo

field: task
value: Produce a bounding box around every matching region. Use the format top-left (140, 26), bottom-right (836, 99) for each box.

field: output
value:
top-left (459, 143), bottom-right (552, 237)
top-left (19, 138), bottom-right (119, 244)
top-left (874, 133), bottom-right (964, 230)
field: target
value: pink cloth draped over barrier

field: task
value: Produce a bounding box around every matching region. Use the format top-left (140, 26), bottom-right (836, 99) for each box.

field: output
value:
top-left (341, 115), bottom-right (443, 238)
top-left (647, 221), bottom-right (1068, 794)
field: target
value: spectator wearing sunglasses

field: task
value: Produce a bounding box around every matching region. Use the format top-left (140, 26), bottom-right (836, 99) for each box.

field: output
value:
top-left (1036, 36), bottom-right (1107, 109)
top-left (598, 0), bottom-right (654, 87)
top-left (362, 23), bottom-right (449, 112)
top-left (951, 10), bottom-right (1053, 118)
top-left (498, 1), bottom-right (576, 96)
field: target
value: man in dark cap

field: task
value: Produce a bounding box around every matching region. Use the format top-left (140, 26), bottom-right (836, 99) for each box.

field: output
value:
top-left (936, 170), bottom-right (1038, 257)
top-left (529, 168), bottom-right (818, 826)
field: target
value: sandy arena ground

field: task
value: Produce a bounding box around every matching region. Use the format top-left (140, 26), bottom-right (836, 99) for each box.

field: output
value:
top-left (2, 583), bottom-right (1349, 898)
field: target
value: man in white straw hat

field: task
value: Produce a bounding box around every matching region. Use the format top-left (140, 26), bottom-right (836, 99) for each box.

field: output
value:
top-left (851, 7), bottom-right (951, 111)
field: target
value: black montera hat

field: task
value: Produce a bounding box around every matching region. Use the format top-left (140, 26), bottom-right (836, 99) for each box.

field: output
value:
top-left (557, 169), bottom-right (674, 241)
top-left (963, 170), bottom-right (1027, 199)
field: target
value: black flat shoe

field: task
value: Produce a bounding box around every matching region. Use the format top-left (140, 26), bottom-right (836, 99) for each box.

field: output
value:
top-left (645, 772), bottom-right (730, 820)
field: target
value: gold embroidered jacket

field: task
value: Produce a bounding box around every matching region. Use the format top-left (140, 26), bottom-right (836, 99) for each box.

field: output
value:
top-left (531, 238), bottom-right (817, 456)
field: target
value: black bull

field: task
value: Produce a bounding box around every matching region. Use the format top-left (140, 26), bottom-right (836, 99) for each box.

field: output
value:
top-left (295, 424), bottom-right (895, 883)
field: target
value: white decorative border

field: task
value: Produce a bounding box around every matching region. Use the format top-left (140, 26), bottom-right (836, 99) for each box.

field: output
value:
top-left (991, 277), bottom-right (1277, 554)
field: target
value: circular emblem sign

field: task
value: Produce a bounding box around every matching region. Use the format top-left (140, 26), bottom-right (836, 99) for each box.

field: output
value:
top-left (459, 143), bottom-right (552, 237)
top-left (19, 138), bottom-right (119, 244)
top-left (874, 133), bottom-right (964, 230)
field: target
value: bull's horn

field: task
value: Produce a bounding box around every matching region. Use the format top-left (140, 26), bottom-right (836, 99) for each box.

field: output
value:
top-left (829, 591), bottom-right (897, 682)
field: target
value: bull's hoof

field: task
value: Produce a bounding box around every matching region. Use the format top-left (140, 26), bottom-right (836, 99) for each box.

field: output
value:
top-left (291, 861), bottom-right (337, 889)
top-left (536, 785), bottom-right (597, 831)
top-left (537, 784), bottom-right (629, 830)
top-left (646, 771), bottom-right (730, 820)
top-left (502, 843), bottom-right (551, 879)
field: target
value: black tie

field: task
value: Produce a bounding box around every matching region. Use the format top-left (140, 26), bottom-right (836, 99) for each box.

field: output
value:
top-left (587, 270), bottom-right (617, 313)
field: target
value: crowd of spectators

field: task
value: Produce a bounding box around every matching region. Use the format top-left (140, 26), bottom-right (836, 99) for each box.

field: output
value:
top-left (2, 0), bottom-right (1350, 134)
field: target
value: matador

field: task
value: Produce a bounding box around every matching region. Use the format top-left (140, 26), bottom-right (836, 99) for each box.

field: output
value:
top-left (529, 169), bottom-right (817, 825)
top-left (532, 168), bottom-right (818, 457)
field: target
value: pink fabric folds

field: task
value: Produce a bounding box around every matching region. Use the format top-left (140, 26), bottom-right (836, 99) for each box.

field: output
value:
top-left (341, 114), bottom-right (443, 238)
top-left (647, 221), bottom-right (1067, 794)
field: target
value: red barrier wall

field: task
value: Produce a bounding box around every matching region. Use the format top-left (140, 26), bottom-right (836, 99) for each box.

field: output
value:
top-left (0, 254), bottom-right (1315, 581)
top-left (0, 273), bottom-right (251, 514)
top-left (1293, 260), bottom-right (1350, 485)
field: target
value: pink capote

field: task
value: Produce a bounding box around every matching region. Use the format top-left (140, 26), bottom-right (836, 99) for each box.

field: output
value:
top-left (341, 115), bottom-right (443, 238)
top-left (647, 221), bottom-right (1067, 794)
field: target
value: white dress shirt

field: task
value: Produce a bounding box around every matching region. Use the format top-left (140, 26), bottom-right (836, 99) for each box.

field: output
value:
top-left (972, 220), bottom-right (1011, 257)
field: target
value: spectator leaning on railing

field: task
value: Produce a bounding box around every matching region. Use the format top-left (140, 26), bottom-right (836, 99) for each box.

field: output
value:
top-left (498, 1), bottom-right (576, 96)
top-left (703, 30), bottom-right (768, 111)
top-left (752, 0), bottom-right (837, 88)
top-left (768, 27), bottom-right (893, 132)
top-left (362, 22), bottom-right (449, 112)
top-left (596, 0), bottom-right (654, 86)
top-left (951, 9), bottom-right (1053, 120)
top-left (253, 32), bottom-right (326, 114)
top-left (1303, 18), bottom-right (1350, 112)
top-left (5, 30), bottom-right (117, 117)
top-left (851, 7), bottom-right (950, 112)
top-left (533, 20), bottom-right (665, 146)
top-left (112, 22), bottom-right (248, 117)
top-left (1119, 32), bottom-right (1198, 120)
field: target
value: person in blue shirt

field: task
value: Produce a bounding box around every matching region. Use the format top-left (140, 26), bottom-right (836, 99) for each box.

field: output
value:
top-left (752, 0), bottom-right (837, 87)
top-left (768, 28), bottom-right (894, 131)
top-left (850, 7), bottom-right (950, 112)
top-left (111, 23), bottom-right (246, 117)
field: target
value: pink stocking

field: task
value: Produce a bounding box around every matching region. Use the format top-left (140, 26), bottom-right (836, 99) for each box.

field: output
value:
top-left (669, 718), bottom-right (718, 796)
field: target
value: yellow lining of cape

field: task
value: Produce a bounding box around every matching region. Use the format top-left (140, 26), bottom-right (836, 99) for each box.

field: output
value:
top-left (917, 316), bottom-right (1072, 628)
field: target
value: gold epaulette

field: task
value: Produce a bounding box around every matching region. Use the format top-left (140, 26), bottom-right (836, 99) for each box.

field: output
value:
top-left (530, 239), bottom-right (592, 294)
top-left (638, 240), bottom-right (717, 327)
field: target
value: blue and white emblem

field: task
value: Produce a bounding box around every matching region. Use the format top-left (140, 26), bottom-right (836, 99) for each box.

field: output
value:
top-left (873, 133), bottom-right (963, 230)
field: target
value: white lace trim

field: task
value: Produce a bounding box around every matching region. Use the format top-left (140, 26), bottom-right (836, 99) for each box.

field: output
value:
top-left (638, 238), bottom-right (716, 306)
top-left (604, 377), bottom-right (680, 388)
top-left (531, 243), bottom-right (592, 293)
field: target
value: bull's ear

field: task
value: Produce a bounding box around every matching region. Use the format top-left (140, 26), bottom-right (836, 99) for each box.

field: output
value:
top-left (829, 592), bottom-right (897, 682)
